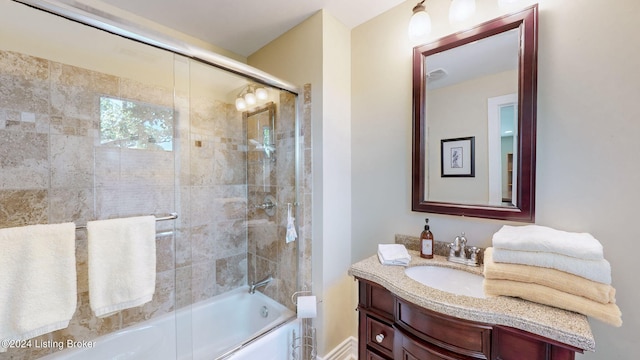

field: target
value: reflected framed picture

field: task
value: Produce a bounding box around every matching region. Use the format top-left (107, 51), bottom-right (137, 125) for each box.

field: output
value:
top-left (441, 136), bottom-right (475, 177)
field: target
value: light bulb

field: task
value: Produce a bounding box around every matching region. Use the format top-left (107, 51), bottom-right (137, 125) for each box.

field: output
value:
top-left (255, 87), bottom-right (268, 100)
top-left (449, 0), bottom-right (476, 23)
top-left (235, 97), bottom-right (247, 111)
top-left (244, 92), bottom-right (257, 106)
top-left (408, 6), bottom-right (432, 41)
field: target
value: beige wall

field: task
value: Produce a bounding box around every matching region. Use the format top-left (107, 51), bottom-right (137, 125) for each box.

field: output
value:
top-left (249, 10), bottom-right (355, 358)
top-left (74, 0), bottom-right (246, 63)
top-left (352, 0), bottom-right (639, 359)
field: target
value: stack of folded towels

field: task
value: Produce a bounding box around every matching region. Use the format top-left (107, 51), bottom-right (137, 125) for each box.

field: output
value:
top-left (483, 225), bottom-right (622, 327)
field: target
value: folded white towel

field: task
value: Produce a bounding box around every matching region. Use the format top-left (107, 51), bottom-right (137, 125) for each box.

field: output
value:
top-left (491, 248), bottom-right (612, 284)
top-left (0, 223), bottom-right (76, 352)
top-left (377, 244), bottom-right (411, 266)
top-left (492, 225), bottom-right (603, 260)
top-left (88, 216), bottom-right (156, 318)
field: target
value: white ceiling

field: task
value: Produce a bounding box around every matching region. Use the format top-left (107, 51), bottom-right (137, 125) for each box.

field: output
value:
top-left (98, 0), bottom-right (406, 57)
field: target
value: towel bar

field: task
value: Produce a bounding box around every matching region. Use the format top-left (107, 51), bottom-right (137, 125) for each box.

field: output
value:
top-left (75, 212), bottom-right (178, 230)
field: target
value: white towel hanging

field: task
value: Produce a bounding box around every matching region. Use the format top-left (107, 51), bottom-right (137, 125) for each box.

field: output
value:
top-left (286, 203), bottom-right (297, 243)
top-left (0, 223), bottom-right (77, 351)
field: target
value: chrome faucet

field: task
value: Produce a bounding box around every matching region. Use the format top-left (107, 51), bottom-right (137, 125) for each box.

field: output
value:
top-left (249, 275), bottom-right (273, 294)
top-left (447, 232), bottom-right (481, 267)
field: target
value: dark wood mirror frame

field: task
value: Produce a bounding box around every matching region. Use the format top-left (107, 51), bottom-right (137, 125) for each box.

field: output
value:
top-left (412, 5), bottom-right (538, 222)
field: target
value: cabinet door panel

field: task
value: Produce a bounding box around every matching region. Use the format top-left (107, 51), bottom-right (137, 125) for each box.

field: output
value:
top-left (370, 282), bottom-right (395, 319)
top-left (493, 326), bottom-right (577, 360)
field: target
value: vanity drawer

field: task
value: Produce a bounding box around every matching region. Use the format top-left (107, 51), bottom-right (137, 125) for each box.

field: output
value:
top-left (366, 315), bottom-right (395, 357)
top-left (397, 299), bottom-right (492, 359)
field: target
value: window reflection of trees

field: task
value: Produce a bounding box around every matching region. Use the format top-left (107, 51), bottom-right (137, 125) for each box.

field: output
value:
top-left (100, 96), bottom-right (173, 151)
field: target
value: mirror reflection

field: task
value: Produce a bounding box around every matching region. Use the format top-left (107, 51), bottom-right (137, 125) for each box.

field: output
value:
top-left (425, 28), bottom-right (519, 207)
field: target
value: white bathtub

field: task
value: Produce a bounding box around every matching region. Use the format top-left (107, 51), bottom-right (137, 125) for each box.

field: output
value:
top-left (41, 286), bottom-right (296, 360)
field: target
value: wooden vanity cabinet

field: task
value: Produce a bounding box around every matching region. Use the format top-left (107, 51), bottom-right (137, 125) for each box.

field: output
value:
top-left (357, 279), bottom-right (582, 360)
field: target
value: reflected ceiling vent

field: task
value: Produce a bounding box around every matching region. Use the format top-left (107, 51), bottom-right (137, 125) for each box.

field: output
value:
top-left (426, 68), bottom-right (448, 82)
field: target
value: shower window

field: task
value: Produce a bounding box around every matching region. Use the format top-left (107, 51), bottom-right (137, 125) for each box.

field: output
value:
top-left (99, 96), bottom-right (174, 151)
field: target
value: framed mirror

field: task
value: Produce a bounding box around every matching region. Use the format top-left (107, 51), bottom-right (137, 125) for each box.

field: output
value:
top-left (412, 5), bottom-right (538, 222)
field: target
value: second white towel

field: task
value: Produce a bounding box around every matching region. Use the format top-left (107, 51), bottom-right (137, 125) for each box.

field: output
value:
top-left (87, 216), bottom-right (156, 318)
top-left (491, 247), bottom-right (612, 285)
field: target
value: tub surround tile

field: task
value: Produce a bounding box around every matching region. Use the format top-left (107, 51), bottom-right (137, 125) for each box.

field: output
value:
top-left (348, 252), bottom-right (595, 352)
top-left (191, 260), bottom-right (217, 303)
top-left (75, 238), bottom-right (89, 294)
top-left (93, 147), bottom-right (121, 186)
top-left (278, 239), bottom-right (298, 311)
top-left (0, 74), bottom-right (50, 114)
top-left (50, 134), bottom-right (94, 189)
top-left (175, 266), bottom-right (193, 309)
top-left (48, 188), bottom-right (93, 225)
top-left (213, 219), bottom-right (247, 259)
top-left (213, 148), bottom-right (246, 185)
top-left (216, 254), bottom-right (247, 294)
top-left (50, 62), bottom-right (119, 96)
top-left (249, 221), bottom-right (279, 261)
top-left (216, 196), bottom-right (247, 220)
top-left (156, 232), bottom-right (176, 272)
top-left (119, 148), bottom-right (175, 187)
top-left (0, 131), bottom-right (50, 190)
top-left (0, 190), bottom-right (48, 228)
top-left (0, 51), bottom-right (50, 81)
top-left (119, 78), bottom-right (173, 108)
top-left (50, 83), bottom-right (98, 121)
top-left (189, 136), bottom-right (216, 186)
top-left (175, 226), bottom-right (193, 268)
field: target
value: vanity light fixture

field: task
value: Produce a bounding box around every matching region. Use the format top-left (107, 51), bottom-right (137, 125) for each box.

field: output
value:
top-left (235, 84), bottom-right (269, 111)
top-left (408, 0), bottom-right (432, 41)
top-left (449, 0), bottom-right (476, 23)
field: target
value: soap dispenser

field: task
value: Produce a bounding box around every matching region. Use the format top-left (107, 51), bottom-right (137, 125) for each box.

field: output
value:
top-left (420, 218), bottom-right (434, 259)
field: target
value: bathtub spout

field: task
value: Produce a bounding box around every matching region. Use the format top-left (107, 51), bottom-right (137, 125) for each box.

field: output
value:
top-left (249, 275), bottom-right (273, 294)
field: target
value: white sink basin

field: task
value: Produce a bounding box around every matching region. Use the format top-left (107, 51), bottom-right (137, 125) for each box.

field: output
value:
top-left (405, 266), bottom-right (486, 299)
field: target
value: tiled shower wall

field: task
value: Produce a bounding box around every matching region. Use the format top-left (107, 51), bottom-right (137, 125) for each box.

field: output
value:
top-left (246, 94), bottom-right (299, 309)
top-left (174, 64), bottom-right (249, 307)
top-left (0, 49), bottom-right (306, 359)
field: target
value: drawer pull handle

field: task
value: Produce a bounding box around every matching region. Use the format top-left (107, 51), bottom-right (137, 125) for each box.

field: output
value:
top-left (375, 333), bottom-right (385, 343)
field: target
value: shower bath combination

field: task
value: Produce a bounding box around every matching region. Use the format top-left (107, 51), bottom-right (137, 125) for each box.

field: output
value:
top-left (1, 0), bottom-right (308, 359)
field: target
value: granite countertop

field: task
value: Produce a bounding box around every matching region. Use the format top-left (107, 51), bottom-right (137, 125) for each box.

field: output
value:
top-left (348, 251), bottom-right (596, 352)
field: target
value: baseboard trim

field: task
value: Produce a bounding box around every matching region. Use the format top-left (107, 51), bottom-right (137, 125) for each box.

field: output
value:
top-left (318, 336), bottom-right (357, 360)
